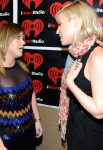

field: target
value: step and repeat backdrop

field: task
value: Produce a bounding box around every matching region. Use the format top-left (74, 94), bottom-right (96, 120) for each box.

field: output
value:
top-left (0, 0), bottom-right (103, 108)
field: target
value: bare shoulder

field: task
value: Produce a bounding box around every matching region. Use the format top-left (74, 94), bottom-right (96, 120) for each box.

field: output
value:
top-left (87, 46), bottom-right (103, 82)
top-left (89, 46), bottom-right (103, 65)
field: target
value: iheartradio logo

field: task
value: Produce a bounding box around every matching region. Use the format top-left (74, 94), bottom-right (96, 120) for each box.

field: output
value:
top-left (22, 0), bottom-right (43, 9)
top-left (32, 79), bottom-right (43, 94)
top-left (23, 52), bottom-right (43, 70)
top-left (86, 0), bottom-right (103, 6)
top-left (22, 19), bottom-right (44, 38)
top-left (0, 0), bottom-right (9, 11)
top-left (48, 67), bottom-right (64, 85)
top-left (49, 1), bottom-right (72, 19)
top-left (0, 20), bottom-right (8, 24)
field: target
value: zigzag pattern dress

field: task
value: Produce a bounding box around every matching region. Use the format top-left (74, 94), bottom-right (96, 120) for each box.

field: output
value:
top-left (0, 62), bottom-right (35, 140)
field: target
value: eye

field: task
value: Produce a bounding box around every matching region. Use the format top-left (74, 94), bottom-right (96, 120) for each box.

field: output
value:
top-left (16, 36), bottom-right (20, 40)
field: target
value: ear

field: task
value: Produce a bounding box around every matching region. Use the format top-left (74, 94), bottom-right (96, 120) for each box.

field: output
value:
top-left (73, 16), bottom-right (78, 28)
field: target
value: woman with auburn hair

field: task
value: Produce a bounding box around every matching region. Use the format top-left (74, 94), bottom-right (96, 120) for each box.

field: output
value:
top-left (56, 0), bottom-right (103, 150)
top-left (0, 23), bottom-right (42, 150)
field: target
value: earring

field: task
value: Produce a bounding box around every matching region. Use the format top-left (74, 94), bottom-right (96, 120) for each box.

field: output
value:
top-left (3, 57), bottom-right (6, 62)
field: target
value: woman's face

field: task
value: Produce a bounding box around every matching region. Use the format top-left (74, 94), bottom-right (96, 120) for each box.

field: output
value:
top-left (6, 31), bottom-right (25, 59)
top-left (56, 12), bottom-right (76, 46)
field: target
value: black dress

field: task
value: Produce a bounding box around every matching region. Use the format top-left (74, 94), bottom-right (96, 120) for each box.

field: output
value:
top-left (67, 43), bottom-right (103, 150)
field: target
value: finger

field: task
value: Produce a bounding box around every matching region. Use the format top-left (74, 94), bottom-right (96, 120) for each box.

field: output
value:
top-left (75, 62), bottom-right (82, 71)
top-left (36, 131), bottom-right (40, 138)
top-left (36, 134), bottom-right (39, 138)
top-left (36, 132), bottom-right (41, 138)
top-left (36, 129), bottom-right (42, 138)
top-left (70, 60), bottom-right (77, 69)
top-left (75, 61), bottom-right (80, 70)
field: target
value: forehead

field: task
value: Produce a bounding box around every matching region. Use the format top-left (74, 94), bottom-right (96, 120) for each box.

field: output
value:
top-left (17, 31), bottom-right (23, 36)
top-left (57, 13), bottom-right (68, 22)
top-left (16, 31), bottom-right (25, 38)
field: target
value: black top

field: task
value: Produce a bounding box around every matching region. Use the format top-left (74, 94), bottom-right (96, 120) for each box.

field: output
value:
top-left (0, 62), bottom-right (28, 88)
top-left (71, 42), bottom-right (103, 132)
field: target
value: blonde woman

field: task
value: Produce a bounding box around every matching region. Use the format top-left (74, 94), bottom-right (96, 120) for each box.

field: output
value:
top-left (56, 1), bottom-right (103, 150)
top-left (0, 23), bottom-right (42, 150)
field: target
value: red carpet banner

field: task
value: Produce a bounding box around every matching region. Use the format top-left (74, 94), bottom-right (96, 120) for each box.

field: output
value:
top-left (0, 0), bottom-right (103, 108)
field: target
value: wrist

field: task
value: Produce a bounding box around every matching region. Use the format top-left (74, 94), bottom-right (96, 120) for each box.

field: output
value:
top-left (34, 118), bottom-right (41, 122)
top-left (66, 79), bottom-right (74, 89)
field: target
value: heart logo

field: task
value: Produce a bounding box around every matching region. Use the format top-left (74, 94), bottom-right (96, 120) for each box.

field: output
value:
top-left (48, 67), bottom-right (64, 85)
top-left (23, 52), bottom-right (43, 70)
top-left (0, 0), bottom-right (9, 11)
top-left (22, 0), bottom-right (43, 9)
top-left (32, 79), bottom-right (43, 94)
top-left (49, 1), bottom-right (72, 19)
top-left (22, 19), bottom-right (44, 38)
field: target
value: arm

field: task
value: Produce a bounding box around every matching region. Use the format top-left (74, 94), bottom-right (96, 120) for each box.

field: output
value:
top-left (0, 138), bottom-right (7, 150)
top-left (32, 92), bottom-right (43, 138)
top-left (66, 46), bottom-right (103, 119)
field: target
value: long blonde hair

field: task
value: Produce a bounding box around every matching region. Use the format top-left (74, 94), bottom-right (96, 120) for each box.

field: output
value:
top-left (0, 23), bottom-right (29, 75)
top-left (56, 0), bottom-right (103, 45)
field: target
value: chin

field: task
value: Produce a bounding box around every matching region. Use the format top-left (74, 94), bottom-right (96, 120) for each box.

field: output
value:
top-left (18, 54), bottom-right (23, 58)
top-left (61, 42), bottom-right (68, 46)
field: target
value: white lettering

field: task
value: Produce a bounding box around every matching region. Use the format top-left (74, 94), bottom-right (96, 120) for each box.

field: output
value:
top-left (96, 8), bottom-right (103, 12)
top-left (37, 97), bottom-right (43, 101)
top-left (33, 10), bottom-right (45, 14)
top-left (31, 72), bottom-right (43, 76)
top-left (0, 12), bottom-right (10, 16)
top-left (32, 39), bottom-right (44, 43)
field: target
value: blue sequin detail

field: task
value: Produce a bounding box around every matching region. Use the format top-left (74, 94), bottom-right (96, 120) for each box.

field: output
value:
top-left (0, 77), bottom-right (34, 140)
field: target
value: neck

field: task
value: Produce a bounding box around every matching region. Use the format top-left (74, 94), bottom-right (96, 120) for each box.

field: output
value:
top-left (3, 59), bottom-right (15, 67)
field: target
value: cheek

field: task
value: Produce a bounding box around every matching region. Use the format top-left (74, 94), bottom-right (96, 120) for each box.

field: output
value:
top-left (63, 31), bottom-right (74, 45)
top-left (66, 27), bottom-right (74, 41)
top-left (62, 25), bottom-right (72, 37)
top-left (63, 25), bottom-right (69, 34)
top-left (64, 30), bottom-right (71, 40)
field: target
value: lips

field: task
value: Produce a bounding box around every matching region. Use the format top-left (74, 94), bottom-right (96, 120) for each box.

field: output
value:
top-left (19, 47), bottom-right (24, 50)
top-left (59, 36), bottom-right (62, 41)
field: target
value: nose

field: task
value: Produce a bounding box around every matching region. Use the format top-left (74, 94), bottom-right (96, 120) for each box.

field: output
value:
top-left (56, 27), bottom-right (59, 34)
top-left (22, 39), bottom-right (26, 45)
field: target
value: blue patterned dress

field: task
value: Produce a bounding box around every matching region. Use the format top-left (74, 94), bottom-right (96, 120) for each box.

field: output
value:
top-left (0, 62), bottom-right (35, 140)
